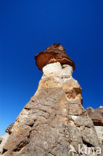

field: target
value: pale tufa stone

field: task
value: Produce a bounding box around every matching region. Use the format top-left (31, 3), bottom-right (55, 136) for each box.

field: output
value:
top-left (43, 62), bottom-right (73, 78)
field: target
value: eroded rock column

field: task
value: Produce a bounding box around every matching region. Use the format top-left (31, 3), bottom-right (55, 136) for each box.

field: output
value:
top-left (1, 44), bottom-right (102, 156)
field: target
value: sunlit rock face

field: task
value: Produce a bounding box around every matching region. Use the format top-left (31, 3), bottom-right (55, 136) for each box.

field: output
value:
top-left (0, 133), bottom-right (9, 154)
top-left (1, 44), bottom-right (102, 156)
top-left (95, 126), bottom-right (103, 145)
top-left (43, 62), bottom-right (73, 78)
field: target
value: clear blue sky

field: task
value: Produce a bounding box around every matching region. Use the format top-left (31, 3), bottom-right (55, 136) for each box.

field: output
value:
top-left (0, 0), bottom-right (103, 136)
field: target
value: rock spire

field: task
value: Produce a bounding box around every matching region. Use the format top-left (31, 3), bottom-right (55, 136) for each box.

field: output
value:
top-left (0, 44), bottom-right (102, 156)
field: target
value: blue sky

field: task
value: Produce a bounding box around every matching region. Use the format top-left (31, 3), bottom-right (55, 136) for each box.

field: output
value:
top-left (0, 0), bottom-right (103, 135)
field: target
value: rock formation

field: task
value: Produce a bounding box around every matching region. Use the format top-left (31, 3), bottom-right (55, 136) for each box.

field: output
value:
top-left (86, 107), bottom-right (103, 126)
top-left (35, 43), bottom-right (75, 70)
top-left (86, 107), bottom-right (103, 146)
top-left (0, 44), bottom-right (102, 156)
top-left (0, 133), bottom-right (9, 154)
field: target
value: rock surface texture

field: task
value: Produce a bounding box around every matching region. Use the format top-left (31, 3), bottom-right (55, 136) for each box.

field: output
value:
top-left (86, 107), bottom-right (103, 126)
top-left (1, 44), bottom-right (102, 156)
top-left (86, 107), bottom-right (103, 146)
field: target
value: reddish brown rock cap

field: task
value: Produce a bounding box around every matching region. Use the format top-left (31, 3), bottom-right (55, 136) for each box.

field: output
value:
top-left (35, 43), bottom-right (75, 70)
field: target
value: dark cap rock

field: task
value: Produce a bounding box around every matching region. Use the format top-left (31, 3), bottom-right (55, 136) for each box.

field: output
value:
top-left (35, 43), bottom-right (75, 71)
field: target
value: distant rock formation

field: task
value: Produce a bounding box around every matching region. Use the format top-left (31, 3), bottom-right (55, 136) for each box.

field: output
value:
top-left (86, 107), bottom-right (103, 146)
top-left (86, 107), bottom-right (103, 126)
top-left (0, 44), bottom-right (102, 156)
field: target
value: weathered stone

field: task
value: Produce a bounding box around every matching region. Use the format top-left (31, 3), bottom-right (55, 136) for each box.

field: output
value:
top-left (35, 43), bottom-right (75, 70)
top-left (86, 106), bottom-right (103, 146)
top-left (5, 123), bottom-right (14, 134)
top-left (0, 133), bottom-right (9, 154)
top-left (86, 107), bottom-right (103, 126)
top-left (0, 138), bottom-right (2, 145)
top-left (1, 44), bottom-right (102, 156)
top-left (95, 126), bottom-right (103, 145)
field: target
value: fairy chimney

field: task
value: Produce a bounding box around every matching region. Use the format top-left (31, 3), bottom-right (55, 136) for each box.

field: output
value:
top-left (1, 44), bottom-right (102, 156)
